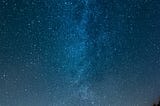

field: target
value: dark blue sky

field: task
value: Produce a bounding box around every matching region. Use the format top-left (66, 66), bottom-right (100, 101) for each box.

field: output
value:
top-left (0, 0), bottom-right (160, 106)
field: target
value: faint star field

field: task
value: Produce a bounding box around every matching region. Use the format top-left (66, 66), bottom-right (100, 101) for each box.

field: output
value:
top-left (0, 0), bottom-right (160, 106)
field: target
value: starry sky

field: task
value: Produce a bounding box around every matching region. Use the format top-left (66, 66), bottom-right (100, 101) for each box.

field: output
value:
top-left (0, 0), bottom-right (160, 106)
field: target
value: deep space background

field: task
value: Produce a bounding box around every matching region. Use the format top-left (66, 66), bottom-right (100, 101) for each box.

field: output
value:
top-left (0, 0), bottom-right (160, 106)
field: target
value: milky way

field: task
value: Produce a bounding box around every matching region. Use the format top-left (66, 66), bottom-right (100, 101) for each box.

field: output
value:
top-left (0, 0), bottom-right (160, 106)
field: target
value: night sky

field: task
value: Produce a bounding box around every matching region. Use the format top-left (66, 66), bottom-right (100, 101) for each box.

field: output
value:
top-left (0, 0), bottom-right (160, 106)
